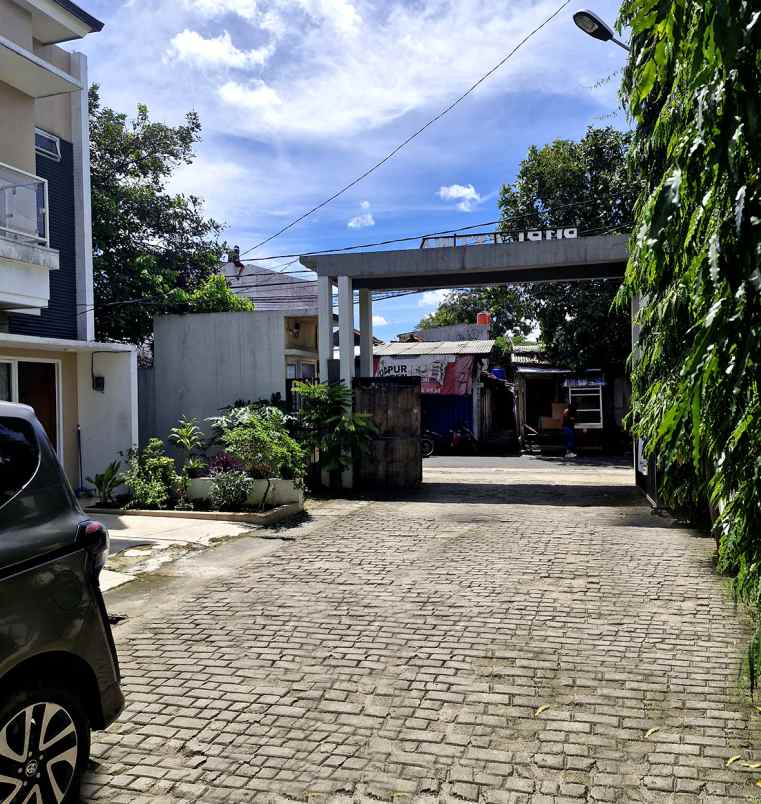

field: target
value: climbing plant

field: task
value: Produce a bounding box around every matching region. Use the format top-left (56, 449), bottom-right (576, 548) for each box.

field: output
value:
top-left (618, 3), bottom-right (761, 677)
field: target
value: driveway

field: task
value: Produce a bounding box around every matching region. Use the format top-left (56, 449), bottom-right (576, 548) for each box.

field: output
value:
top-left (84, 457), bottom-right (759, 802)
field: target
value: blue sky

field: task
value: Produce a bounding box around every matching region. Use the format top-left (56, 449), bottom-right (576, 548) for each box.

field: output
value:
top-left (72, 0), bottom-right (628, 340)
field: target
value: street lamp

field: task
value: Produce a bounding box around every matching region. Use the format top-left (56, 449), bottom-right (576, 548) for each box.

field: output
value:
top-left (573, 9), bottom-right (630, 51)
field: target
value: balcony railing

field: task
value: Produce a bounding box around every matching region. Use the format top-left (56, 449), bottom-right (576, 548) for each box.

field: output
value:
top-left (0, 161), bottom-right (48, 247)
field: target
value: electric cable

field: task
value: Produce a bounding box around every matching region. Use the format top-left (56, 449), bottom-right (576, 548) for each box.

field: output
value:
top-left (237, 0), bottom-right (572, 257)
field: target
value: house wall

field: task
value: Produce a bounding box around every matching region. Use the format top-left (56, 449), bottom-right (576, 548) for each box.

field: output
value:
top-left (0, 0), bottom-right (33, 49)
top-left (285, 316), bottom-right (317, 351)
top-left (0, 345), bottom-right (78, 481)
top-left (9, 140), bottom-right (78, 338)
top-left (76, 349), bottom-right (138, 485)
top-left (0, 81), bottom-right (35, 173)
top-left (33, 43), bottom-right (74, 142)
top-left (149, 312), bottom-right (287, 443)
top-left (0, 0), bottom-right (35, 173)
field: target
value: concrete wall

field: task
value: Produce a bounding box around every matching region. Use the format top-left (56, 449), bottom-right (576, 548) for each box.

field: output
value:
top-left (150, 312), bottom-right (287, 442)
top-left (76, 349), bottom-right (138, 485)
top-left (0, 82), bottom-right (35, 173)
top-left (413, 323), bottom-right (490, 342)
top-left (0, 0), bottom-right (79, 172)
top-left (34, 43), bottom-right (74, 142)
top-left (0, 0), bottom-right (33, 50)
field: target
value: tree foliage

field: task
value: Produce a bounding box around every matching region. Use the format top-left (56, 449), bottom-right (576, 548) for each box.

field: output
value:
top-left (618, 2), bottom-right (761, 676)
top-left (89, 86), bottom-right (229, 344)
top-left (418, 287), bottom-right (535, 338)
top-left (417, 128), bottom-right (638, 371)
top-left (499, 127), bottom-right (639, 372)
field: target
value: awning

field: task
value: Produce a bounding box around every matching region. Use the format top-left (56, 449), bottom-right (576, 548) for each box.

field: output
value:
top-left (515, 367), bottom-right (570, 375)
top-left (0, 333), bottom-right (134, 354)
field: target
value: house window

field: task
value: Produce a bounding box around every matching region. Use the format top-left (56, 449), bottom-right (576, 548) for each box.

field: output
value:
top-left (286, 359), bottom-right (317, 380)
top-left (34, 129), bottom-right (61, 161)
top-left (0, 359), bottom-right (61, 454)
top-left (569, 386), bottom-right (603, 429)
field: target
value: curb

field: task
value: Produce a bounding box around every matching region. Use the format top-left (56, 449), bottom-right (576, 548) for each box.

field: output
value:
top-left (84, 503), bottom-right (304, 527)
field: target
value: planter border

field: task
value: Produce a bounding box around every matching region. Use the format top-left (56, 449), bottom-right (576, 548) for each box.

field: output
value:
top-left (84, 502), bottom-right (303, 526)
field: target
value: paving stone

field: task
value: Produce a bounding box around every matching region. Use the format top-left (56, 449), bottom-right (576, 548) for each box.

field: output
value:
top-left (83, 463), bottom-right (758, 802)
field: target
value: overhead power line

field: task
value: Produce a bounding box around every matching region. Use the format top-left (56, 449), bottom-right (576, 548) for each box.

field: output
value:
top-left (237, 197), bottom-right (609, 267)
top-left (238, 0), bottom-right (572, 258)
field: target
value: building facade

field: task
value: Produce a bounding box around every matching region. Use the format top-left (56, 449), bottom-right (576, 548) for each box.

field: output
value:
top-left (0, 0), bottom-right (138, 488)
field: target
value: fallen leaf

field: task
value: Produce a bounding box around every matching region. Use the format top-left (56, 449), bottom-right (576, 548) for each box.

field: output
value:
top-left (535, 704), bottom-right (551, 717)
top-left (726, 755), bottom-right (742, 767)
top-left (743, 761), bottom-right (761, 769)
top-left (645, 727), bottom-right (660, 738)
top-left (755, 778), bottom-right (761, 788)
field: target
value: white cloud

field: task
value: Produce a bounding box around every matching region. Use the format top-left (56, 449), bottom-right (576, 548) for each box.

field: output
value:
top-left (347, 212), bottom-right (375, 229)
top-left (220, 79), bottom-right (282, 111)
top-left (295, 0), bottom-right (361, 35)
top-left (372, 314), bottom-right (388, 326)
top-left (167, 30), bottom-right (274, 69)
top-left (417, 289), bottom-right (449, 308)
top-left (347, 200), bottom-right (375, 228)
top-left (182, 0), bottom-right (258, 18)
top-left (438, 183), bottom-right (482, 212)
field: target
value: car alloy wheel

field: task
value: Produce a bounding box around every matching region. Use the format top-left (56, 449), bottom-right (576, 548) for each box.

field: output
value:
top-left (0, 702), bottom-right (78, 804)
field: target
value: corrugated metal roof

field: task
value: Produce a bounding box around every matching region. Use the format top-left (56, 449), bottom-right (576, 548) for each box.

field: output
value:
top-left (224, 262), bottom-right (318, 312)
top-left (374, 340), bottom-right (495, 356)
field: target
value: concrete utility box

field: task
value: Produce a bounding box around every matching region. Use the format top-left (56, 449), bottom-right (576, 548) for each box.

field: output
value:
top-left (353, 377), bottom-right (422, 490)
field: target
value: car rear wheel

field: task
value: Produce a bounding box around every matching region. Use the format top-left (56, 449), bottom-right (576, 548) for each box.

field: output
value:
top-left (0, 684), bottom-right (90, 804)
top-left (421, 437), bottom-right (435, 458)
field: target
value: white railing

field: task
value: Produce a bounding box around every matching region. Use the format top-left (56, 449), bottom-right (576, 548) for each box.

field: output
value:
top-left (0, 161), bottom-right (48, 247)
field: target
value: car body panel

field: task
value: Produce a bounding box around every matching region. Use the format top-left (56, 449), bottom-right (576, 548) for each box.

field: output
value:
top-left (0, 401), bottom-right (123, 728)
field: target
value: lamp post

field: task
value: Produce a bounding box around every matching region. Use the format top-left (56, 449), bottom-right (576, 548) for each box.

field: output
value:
top-left (573, 9), bottom-right (630, 51)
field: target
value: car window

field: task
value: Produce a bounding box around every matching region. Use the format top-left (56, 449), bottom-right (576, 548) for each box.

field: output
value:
top-left (0, 417), bottom-right (39, 507)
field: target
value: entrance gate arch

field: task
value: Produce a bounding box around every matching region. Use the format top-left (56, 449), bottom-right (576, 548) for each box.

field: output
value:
top-left (299, 233), bottom-right (651, 493)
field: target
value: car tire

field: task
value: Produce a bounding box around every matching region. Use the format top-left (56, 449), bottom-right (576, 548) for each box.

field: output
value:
top-left (0, 682), bottom-right (91, 804)
top-left (421, 437), bottom-right (435, 458)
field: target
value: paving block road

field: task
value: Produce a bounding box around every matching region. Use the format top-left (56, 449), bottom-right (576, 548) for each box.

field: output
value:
top-left (83, 458), bottom-right (761, 803)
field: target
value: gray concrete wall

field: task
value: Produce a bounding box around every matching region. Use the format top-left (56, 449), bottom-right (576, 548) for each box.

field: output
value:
top-left (413, 323), bottom-right (490, 342)
top-left (150, 312), bottom-right (287, 442)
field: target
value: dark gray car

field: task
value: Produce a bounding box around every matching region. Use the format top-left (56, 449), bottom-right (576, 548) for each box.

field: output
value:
top-left (0, 402), bottom-right (123, 803)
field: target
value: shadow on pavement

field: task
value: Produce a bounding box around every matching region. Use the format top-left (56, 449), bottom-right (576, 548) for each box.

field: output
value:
top-left (356, 481), bottom-right (644, 507)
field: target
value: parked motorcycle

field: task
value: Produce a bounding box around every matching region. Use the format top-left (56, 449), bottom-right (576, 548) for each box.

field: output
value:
top-left (421, 425), bottom-right (477, 457)
top-left (421, 429), bottom-right (439, 458)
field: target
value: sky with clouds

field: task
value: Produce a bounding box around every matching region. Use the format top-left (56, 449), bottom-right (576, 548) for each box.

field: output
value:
top-left (72, 0), bottom-right (627, 340)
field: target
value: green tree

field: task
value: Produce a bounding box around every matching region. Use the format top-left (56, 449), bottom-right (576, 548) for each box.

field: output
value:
top-left (618, 2), bottom-right (761, 678)
top-left (170, 274), bottom-right (254, 315)
top-left (499, 127), bottom-right (639, 372)
top-left (418, 128), bottom-right (639, 372)
top-left (89, 85), bottom-right (228, 344)
top-left (418, 287), bottom-right (535, 338)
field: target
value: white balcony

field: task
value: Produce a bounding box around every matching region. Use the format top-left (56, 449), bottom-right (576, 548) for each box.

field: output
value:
top-left (0, 33), bottom-right (82, 98)
top-left (0, 161), bottom-right (58, 312)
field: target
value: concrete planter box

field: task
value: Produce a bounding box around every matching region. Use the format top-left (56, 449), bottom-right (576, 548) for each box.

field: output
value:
top-left (188, 477), bottom-right (304, 508)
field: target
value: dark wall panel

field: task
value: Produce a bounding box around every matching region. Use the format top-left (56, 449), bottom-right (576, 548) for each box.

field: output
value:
top-left (9, 139), bottom-right (78, 340)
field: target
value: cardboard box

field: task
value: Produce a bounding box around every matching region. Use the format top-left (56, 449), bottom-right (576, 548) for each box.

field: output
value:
top-left (551, 402), bottom-right (566, 419)
top-left (541, 416), bottom-right (562, 430)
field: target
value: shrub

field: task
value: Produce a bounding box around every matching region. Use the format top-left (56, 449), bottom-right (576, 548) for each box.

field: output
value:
top-left (209, 470), bottom-right (254, 511)
top-left (222, 418), bottom-right (305, 482)
top-left (122, 438), bottom-right (179, 510)
top-left (293, 381), bottom-right (377, 476)
top-left (208, 451), bottom-right (244, 474)
top-left (86, 459), bottom-right (121, 506)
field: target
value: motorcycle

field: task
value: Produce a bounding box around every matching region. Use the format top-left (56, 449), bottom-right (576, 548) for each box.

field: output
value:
top-left (421, 425), bottom-right (478, 457)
